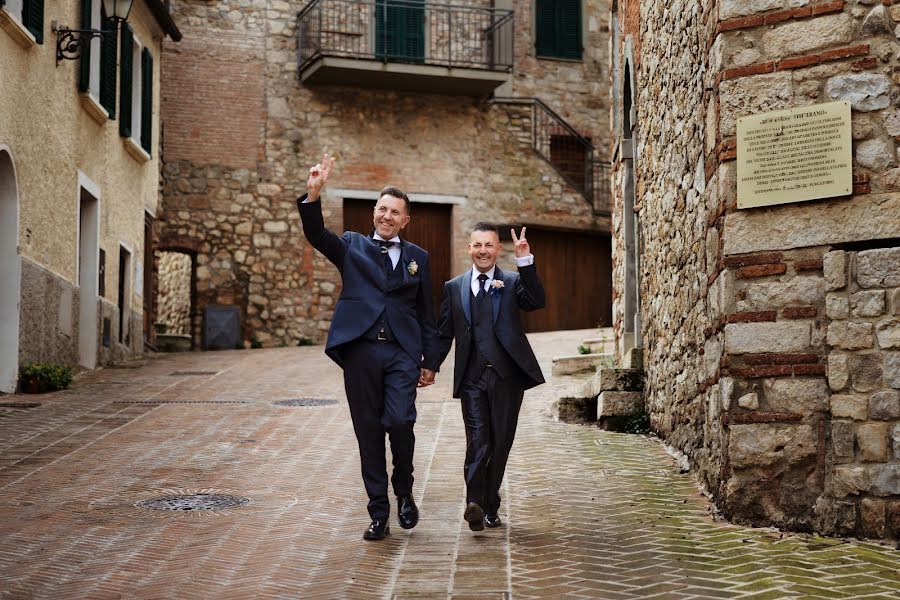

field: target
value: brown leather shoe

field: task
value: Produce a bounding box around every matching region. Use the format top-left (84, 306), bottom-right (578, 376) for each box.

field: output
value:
top-left (464, 502), bottom-right (485, 531)
top-left (363, 519), bottom-right (390, 540)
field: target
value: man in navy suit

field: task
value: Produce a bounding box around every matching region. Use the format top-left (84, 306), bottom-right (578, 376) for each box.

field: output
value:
top-left (297, 154), bottom-right (439, 540)
top-left (437, 222), bottom-right (545, 531)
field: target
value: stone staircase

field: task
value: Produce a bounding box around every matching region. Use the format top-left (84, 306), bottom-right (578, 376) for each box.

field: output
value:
top-left (554, 344), bottom-right (645, 430)
top-left (490, 97), bottom-right (611, 215)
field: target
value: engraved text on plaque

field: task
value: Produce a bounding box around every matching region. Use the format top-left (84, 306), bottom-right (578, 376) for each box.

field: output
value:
top-left (737, 101), bottom-right (852, 209)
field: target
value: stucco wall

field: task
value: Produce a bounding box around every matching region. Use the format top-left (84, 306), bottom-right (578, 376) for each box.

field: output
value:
top-left (0, 0), bottom-right (170, 368)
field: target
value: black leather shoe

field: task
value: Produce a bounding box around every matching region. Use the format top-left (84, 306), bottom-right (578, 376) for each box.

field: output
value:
top-left (363, 519), bottom-right (390, 540)
top-left (484, 513), bottom-right (502, 528)
top-left (464, 502), bottom-right (485, 531)
top-left (397, 495), bottom-right (419, 529)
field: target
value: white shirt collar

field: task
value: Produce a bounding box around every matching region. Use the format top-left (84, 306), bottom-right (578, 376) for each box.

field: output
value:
top-left (471, 265), bottom-right (496, 283)
top-left (373, 233), bottom-right (401, 243)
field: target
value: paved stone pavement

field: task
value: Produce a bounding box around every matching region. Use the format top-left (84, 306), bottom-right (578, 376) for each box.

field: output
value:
top-left (1, 329), bottom-right (899, 599)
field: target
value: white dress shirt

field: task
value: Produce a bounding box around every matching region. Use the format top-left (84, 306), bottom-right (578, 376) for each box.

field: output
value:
top-left (373, 233), bottom-right (402, 268)
top-left (470, 255), bottom-right (534, 296)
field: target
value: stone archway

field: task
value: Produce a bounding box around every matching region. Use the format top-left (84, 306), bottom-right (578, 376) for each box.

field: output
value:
top-left (0, 146), bottom-right (21, 393)
top-left (155, 238), bottom-right (199, 350)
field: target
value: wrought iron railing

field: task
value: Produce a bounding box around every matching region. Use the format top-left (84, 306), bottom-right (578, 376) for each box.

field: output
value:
top-left (494, 97), bottom-right (611, 215)
top-left (297, 0), bottom-right (514, 72)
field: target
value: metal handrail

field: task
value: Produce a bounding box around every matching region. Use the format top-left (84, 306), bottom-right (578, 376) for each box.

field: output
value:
top-left (297, 0), bottom-right (514, 73)
top-left (493, 97), bottom-right (611, 216)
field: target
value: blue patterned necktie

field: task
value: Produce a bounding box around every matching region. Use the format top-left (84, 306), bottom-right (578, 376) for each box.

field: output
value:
top-left (476, 273), bottom-right (488, 300)
top-left (376, 239), bottom-right (397, 271)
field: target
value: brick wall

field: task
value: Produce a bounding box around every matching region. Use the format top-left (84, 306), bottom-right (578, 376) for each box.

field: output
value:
top-left (161, 29), bottom-right (265, 169)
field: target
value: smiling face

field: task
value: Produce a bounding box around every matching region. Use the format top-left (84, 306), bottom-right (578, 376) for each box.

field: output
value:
top-left (372, 194), bottom-right (410, 239)
top-left (468, 229), bottom-right (502, 273)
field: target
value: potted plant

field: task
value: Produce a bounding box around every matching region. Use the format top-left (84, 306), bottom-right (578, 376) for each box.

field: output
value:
top-left (18, 363), bottom-right (74, 394)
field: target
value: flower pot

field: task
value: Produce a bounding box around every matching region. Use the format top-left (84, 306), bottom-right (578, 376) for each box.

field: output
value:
top-left (21, 377), bottom-right (42, 394)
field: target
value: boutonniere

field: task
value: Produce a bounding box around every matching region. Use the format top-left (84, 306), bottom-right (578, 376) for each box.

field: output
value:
top-left (407, 260), bottom-right (419, 276)
top-left (490, 279), bottom-right (504, 293)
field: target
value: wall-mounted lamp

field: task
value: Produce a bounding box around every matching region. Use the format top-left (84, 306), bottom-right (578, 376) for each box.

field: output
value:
top-left (53, 0), bottom-right (133, 64)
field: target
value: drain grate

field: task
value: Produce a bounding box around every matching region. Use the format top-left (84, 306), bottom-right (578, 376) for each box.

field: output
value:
top-left (169, 371), bottom-right (219, 376)
top-left (274, 398), bottom-right (339, 407)
top-left (136, 493), bottom-right (251, 511)
top-left (0, 402), bottom-right (41, 409)
top-left (113, 400), bottom-right (249, 405)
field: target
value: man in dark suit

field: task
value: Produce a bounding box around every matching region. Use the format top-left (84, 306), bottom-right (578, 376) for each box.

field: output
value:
top-left (297, 154), bottom-right (440, 541)
top-left (436, 222), bottom-right (545, 531)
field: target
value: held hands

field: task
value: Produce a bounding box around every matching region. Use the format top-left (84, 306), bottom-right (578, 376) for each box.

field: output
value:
top-left (511, 227), bottom-right (530, 259)
top-left (418, 368), bottom-right (436, 388)
top-left (306, 152), bottom-right (336, 202)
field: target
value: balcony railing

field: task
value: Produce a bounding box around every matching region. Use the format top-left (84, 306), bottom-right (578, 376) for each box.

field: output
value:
top-left (297, 0), bottom-right (514, 73)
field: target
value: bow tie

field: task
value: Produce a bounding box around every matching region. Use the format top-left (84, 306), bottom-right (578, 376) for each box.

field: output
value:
top-left (375, 239), bottom-right (399, 253)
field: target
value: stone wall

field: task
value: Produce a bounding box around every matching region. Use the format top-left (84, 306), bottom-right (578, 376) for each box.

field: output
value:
top-left (159, 0), bottom-right (611, 347)
top-left (156, 252), bottom-right (192, 335)
top-left (820, 247), bottom-right (900, 537)
top-left (612, 0), bottom-right (900, 539)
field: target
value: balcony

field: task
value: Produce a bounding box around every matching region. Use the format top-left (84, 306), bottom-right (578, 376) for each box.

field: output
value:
top-left (297, 0), bottom-right (514, 95)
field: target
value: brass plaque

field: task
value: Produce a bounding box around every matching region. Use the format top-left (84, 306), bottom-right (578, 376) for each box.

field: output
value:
top-left (737, 101), bottom-right (852, 209)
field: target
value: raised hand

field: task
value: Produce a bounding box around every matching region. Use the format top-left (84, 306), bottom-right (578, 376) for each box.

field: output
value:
top-left (510, 226), bottom-right (530, 258)
top-left (306, 152), bottom-right (337, 202)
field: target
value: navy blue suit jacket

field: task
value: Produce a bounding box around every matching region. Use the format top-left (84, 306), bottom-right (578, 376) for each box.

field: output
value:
top-left (297, 195), bottom-right (440, 371)
top-left (437, 265), bottom-right (546, 398)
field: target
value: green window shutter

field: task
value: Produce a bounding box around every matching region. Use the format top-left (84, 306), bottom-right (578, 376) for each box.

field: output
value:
top-left (535, 0), bottom-right (556, 57)
top-left (400, 0), bottom-right (423, 62)
top-left (119, 24), bottom-right (133, 137)
top-left (99, 15), bottom-right (117, 118)
top-left (140, 48), bottom-right (153, 155)
top-left (78, 0), bottom-right (91, 92)
top-left (559, 0), bottom-right (581, 59)
top-left (376, 0), bottom-right (423, 62)
top-left (22, 0), bottom-right (44, 44)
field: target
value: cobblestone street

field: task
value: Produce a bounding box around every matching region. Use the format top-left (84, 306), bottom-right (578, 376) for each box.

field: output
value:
top-left (1, 329), bottom-right (898, 599)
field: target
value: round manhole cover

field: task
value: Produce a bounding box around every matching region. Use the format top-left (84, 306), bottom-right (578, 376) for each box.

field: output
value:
top-left (274, 398), bottom-right (339, 407)
top-left (136, 493), bottom-right (251, 511)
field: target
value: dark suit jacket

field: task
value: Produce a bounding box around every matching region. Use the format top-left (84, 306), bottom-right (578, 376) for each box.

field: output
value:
top-left (297, 195), bottom-right (440, 371)
top-left (437, 264), bottom-right (546, 398)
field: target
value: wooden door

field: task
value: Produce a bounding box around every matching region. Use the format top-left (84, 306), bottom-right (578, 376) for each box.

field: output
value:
top-left (343, 199), bottom-right (451, 319)
top-left (513, 227), bottom-right (611, 332)
top-left (143, 215), bottom-right (154, 345)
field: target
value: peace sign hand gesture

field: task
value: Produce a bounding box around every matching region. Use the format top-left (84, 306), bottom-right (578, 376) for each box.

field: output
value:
top-left (510, 227), bottom-right (530, 259)
top-left (306, 152), bottom-right (337, 203)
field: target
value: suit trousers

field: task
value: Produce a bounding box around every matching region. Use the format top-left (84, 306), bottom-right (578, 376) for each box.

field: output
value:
top-left (459, 366), bottom-right (524, 514)
top-left (342, 339), bottom-right (418, 520)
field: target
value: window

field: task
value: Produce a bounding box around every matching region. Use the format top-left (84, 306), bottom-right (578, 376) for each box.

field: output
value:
top-left (375, 0), bottom-right (424, 63)
top-left (2, 0), bottom-right (44, 43)
top-left (79, 0), bottom-right (117, 118)
top-left (119, 25), bottom-right (153, 155)
top-left (535, 0), bottom-right (581, 60)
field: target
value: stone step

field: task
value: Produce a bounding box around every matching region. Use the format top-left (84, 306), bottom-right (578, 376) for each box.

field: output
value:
top-left (580, 337), bottom-right (614, 353)
top-left (623, 346), bottom-right (643, 370)
top-left (551, 353), bottom-right (613, 376)
top-left (156, 334), bottom-right (192, 352)
top-left (597, 391), bottom-right (643, 418)
top-left (553, 396), bottom-right (597, 423)
top-left (580, 367), bottom-right (643, 397)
